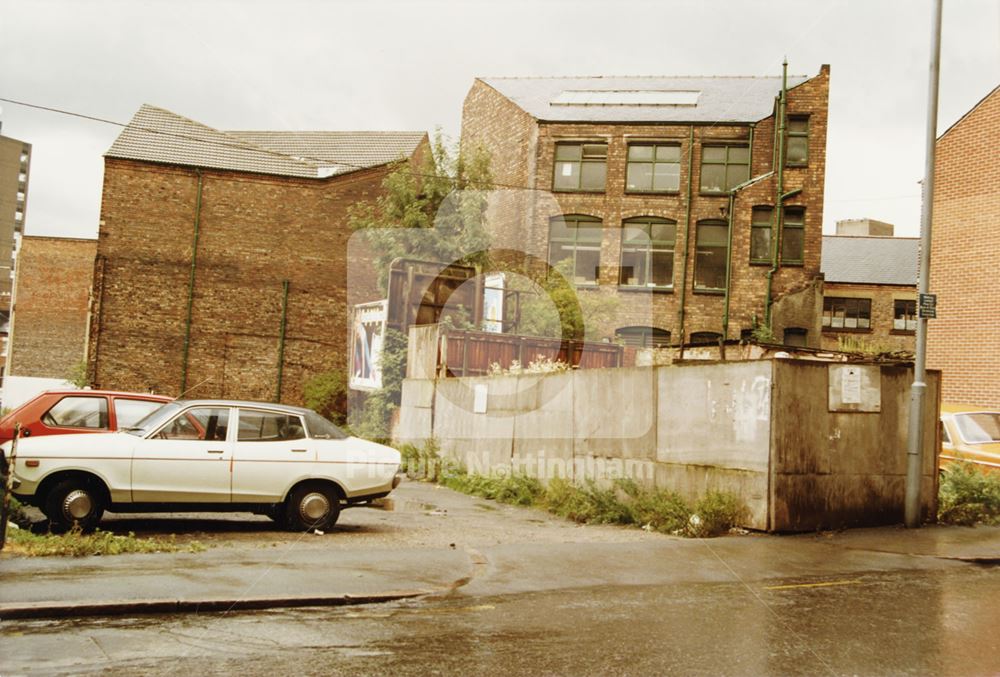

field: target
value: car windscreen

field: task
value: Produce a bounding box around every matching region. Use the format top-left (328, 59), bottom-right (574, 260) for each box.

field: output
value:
top-left (303, 411), bottom-right (348, 439)
top-left (124, 402), bottom-right (183, 436)
top-left (955, 412), bottom-right (1000, 444)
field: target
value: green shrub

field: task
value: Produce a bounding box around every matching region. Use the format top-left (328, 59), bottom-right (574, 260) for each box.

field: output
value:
top-left (689, 490), bottom-right (749, 537)
top-left (938, 462), bottom-right (1000, 526)
top-left (441, 470), bottom-right (747, 538)
top-left (303, 370), bottom-right (349, 425)
top-left (443, 469), bottom-right (544, 507)
top-left (616, 479), bottom-right (691, 534)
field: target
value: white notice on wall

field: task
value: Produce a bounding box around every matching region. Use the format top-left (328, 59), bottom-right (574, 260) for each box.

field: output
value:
top-left (841, 367), bottom-right (862, 404)
top-left (473, 384), bottom-right (488, 414)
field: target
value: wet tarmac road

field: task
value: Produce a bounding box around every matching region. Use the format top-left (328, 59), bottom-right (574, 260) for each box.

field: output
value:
top-left (3, 563), bottom-right (998, 676)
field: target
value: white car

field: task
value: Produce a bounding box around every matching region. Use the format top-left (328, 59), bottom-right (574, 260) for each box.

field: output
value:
top-left (4, 400), bottom-right (401, 532)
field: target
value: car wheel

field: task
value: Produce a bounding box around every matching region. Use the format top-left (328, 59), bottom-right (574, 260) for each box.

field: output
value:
top-left (284, 483), bottom-right (341, 532)
top-left (44, 478), bottom-right (106, 533)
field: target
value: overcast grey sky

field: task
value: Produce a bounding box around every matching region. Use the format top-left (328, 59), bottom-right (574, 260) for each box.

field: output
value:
top-left (1, 0), bottom-right (997, 240)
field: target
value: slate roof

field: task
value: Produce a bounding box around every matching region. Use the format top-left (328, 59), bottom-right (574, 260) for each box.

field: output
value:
top-left (479, 75), bottom-right (812, 123)
top-left (106, 105), bottom-right (424, 179)
top-left (821, 236), bottom-right (919, 285)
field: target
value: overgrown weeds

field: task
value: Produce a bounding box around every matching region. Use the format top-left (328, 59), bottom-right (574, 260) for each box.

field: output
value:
top-left (938, 462), bottom-right (1000, 526)
top-left (4, 525), bottom-right (206, 557)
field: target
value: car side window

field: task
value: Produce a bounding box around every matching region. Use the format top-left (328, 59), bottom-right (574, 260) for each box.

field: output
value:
top-left (941, 422), bottom-right (952, 447)
top-left (155, 407), bottom-right (230, 441)
top-left (238, 410), bottom-right (306, 442)
top-left (114, 399), bottom-right (165, 429)
top-left (42, 396), bottom-right (109, 429)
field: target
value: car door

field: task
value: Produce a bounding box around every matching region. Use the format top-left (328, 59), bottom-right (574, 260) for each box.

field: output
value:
top-left (131, 405), bottom-right (234, 503)
top-left (231, 407), bottom-right (312, 502)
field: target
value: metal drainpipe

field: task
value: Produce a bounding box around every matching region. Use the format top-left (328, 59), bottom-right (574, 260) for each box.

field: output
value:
top-left (677, 125), bottom-right (695, 358)
top-left (275, 279), bottom-right (289, 401)
top-left (180, 170), bottom-right (204, 395)
top-left (721, 123), bottom-right (755, 346)
top-left (765, 60), bottom-right (789, 327)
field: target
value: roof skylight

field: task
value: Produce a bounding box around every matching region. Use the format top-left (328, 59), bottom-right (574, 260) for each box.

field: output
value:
top-left (550, 90), bottom-right (701, 107)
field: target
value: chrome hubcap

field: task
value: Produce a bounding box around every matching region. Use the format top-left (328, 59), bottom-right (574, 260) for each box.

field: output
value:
top-left (63, 490), bottom-right (93, 520)
top-left (300, 493), bottom-right (330, 522)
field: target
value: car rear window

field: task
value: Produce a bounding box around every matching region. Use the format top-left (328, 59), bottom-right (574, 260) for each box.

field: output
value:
top-left (955, 413), bottom-right (1000, 444)
top-left (42, 396), bottom-right (109, 429)
top-left (303, 411), bottom-right (348, 439)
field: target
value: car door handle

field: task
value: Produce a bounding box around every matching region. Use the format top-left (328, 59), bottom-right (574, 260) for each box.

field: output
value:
top-left (290, 449), bottom-right (308, 453)
top-left (207, 449), bottom-right (225, 454)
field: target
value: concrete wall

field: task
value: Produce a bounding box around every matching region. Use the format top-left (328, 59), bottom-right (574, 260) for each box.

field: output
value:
top-left (397, 358), bottom-right (939, 531)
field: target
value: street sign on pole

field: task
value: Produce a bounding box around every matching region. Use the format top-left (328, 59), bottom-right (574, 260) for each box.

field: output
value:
top-left (918, 293), bottom-right (937, 319)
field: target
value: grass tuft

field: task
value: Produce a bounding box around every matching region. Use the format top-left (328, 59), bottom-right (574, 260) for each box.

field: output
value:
top-left (4, 525), bottom-right (205, 557)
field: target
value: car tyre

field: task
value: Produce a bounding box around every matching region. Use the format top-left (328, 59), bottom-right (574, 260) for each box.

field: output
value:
top-left (44, 478), bottom-right (105, 533)
top-left (284, 483), bottom-right (340, 532)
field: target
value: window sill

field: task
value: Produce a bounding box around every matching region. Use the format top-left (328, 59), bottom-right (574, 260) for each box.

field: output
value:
top-left (786, 162), bottom-right (808, 168)
top-left (749, 260), bottom-right (772, 266)
top-left (693, 287), bottom-right (725, 296)
top-left (624, 190), bottom-right (681, 197)
top-left (698, 191), bottom-right (730, 197)
top-left (618, 285), bottom-right (674, 294)
top-left (822, 328), bottom-right (872, 334)
top-left (552, 189), bottom-right (607, 195)
top-left (780, 261), bottom-right (805, 267)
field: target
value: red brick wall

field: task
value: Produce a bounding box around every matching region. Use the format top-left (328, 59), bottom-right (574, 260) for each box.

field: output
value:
top-left (89, 147), bottom-right (426, 404)
top-left (460, 67), bottom-right (830, 345)
top-left (8, 236), bottom-right (96, 378)
top-left (928, 86), bottom-right (1000, 408)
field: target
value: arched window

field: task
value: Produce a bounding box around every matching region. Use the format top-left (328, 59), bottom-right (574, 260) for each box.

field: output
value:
top-left (615, 326), bottom-right (671, 348)
top-left (548, 215), bottom-right (603, 285)
top-left (694, 220), bottom-right (729, 291)
top-left (619, 217), bottom-right (676, 288)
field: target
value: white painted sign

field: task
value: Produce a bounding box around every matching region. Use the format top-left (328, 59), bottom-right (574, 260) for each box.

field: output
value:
top-left (841, 367), bottom-right (862, 404)
top-left (473, 384), bottom-right (488, 414)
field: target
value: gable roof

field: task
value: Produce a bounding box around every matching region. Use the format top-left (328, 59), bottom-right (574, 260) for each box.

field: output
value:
top-left (478, 74), bottom-right (812, 123)
top-left (821, 236), bottom-right (919, 285)
top-left (106, 105), bottom-right (425, 179)
top-left (937, 83), bottom-right (1000, 142)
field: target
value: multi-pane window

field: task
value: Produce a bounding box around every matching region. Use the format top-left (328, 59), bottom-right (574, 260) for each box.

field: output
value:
top-left (619, 217), bottom-right (676, 288)
top-left (894, 299), bottom-right (917, 332)
top-left (615, 326), bottom-right (671, 348)
top-left (625, 144), bottom-right (681, 193)
top-left (822, 297), bottom-right (871, 330)
top-left (700, 144), bottom-right (750, 193)
top-left (781, 207), bottom-right (805, 264)
top-left (553, 143), bottom-right (608, 192)
top-left (548, 215), bottom-right (603, 285)
top-left (786, 116), bottom-right (809, 166)
top-left (750, 206), bottom-right (773, 263)
top-left (694, 220), bottom-right (729, 291)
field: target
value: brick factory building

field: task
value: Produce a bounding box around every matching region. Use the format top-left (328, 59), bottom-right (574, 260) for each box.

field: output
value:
top-left (819, 222), bottom-right (917, 354)
top-left (460, 65), bottom-right (830, 347)
top-left (5, 236), bottom-right (96, 379)
top-left (928, 84), bottom-right (1000, 409)
top-left (88, 104), bottom-right (427, 403)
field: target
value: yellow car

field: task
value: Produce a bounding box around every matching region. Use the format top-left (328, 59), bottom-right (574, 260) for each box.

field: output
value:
top-left (940, 403), bottom-right (1000, 473)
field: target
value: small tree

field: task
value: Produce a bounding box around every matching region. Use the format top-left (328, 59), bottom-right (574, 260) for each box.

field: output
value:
top-left (347, 134), bottom-right (494, 439)
top-left (302, 369), bottom-right (348, 426)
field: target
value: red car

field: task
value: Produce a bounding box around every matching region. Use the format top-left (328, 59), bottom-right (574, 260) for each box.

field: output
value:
top-left (0, 390), bottom-right (172, 444)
